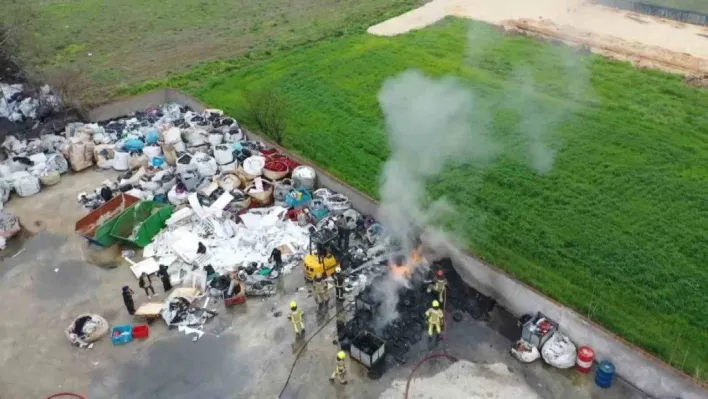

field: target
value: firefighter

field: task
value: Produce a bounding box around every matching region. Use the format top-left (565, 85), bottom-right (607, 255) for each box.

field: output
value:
top-left (425, 300), bottom-right (444, 341)
top-left (313, 274), bottom-right (329, 307)
top-left (287, 301), bottom-right (305, 337)
top-left (329, 351), bottom-right (348, 384)
top-left (333, 267), bottom-right (345, 301)
top-left (427, 269), bottom-right (447, 304)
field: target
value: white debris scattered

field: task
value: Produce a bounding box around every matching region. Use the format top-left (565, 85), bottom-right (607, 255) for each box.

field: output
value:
top-left (148, 203), bottom-right (310, 281)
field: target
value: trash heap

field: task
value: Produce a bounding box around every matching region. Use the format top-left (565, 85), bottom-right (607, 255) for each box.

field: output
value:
top-left (64, 314), bottom-right (109, 349)
top-left (71, 104), bottom-right (392, 295)
top-left (339, 257), bottom-right (502, 378)
top-left (0, 82), bottom-right (62, 124)
top-left (161, 288), bottom-right (218, 341)
top-left (0, 130), bottom-right (71, 204)
top-left (141, 200), bottom-right (312, 294)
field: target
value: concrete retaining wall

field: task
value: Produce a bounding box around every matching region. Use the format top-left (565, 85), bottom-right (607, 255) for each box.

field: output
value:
top-left (595, 0), bottom-right (708, 26)
top-left (88, 89), bottom-right (707, 398)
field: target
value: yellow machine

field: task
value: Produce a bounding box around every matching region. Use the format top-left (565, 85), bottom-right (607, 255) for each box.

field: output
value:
top-left (302, 228), bottom-right (341, 280)
top-left (304, 253), bottom-right (339, 280)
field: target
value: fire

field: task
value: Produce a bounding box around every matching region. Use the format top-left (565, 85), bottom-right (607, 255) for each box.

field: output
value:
top-left (390, 247), bottom-right (422, 279)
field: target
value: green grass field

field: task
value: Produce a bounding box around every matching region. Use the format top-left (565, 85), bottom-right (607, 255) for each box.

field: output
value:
top-left (8, 0), bottom-right (425, 104)
top-left (183, 19), bottom-right (707, 378)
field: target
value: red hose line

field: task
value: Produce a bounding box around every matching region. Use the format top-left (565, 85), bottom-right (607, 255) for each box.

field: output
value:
top-left (405, 287), bottom-right (457, 399)
top-left (404, 353), bottom-right (457, 399)
top-left (46, 394), bottom-right (85, 399)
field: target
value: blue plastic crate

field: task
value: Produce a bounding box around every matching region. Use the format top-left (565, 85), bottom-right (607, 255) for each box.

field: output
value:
top-left (111, 324), bottom-right (133, 345)
top-left (285, 188), bottom-right (312, 209)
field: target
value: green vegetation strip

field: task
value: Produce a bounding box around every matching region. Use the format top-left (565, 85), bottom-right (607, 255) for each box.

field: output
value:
top-left (182, 19), bottom-right (707, 378)
top-left (11, 0), bottom-right (425, 104)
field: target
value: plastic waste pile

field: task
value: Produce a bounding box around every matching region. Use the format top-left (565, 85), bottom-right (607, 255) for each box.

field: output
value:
top-left (0, 133), bottom-right (72, 204)
top-left (0, 82), bottom-right (62, 123)
top-left (142, 198), bottom-right (311, 290)
top-left (71, 104), bottom-right (388, 302)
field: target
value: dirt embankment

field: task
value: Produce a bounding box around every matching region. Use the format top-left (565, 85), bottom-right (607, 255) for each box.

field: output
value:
top-left (503, 17), bottom-right (708, 77)
top-left (368, 0), bottom-right (708, 84)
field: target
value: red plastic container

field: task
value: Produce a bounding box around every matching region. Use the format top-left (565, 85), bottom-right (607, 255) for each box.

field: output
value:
top-left (225, 296), bottom-right (246, 307)
top-left (132, 324), bottom-right (149, 339)
top-left (576, 346), bottom-right (595, 373)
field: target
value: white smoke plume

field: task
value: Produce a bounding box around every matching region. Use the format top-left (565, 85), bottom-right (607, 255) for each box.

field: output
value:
top-left (370, 24), bottom-right (592, 328)
top-left (373, 70), bottom-right (497, 327)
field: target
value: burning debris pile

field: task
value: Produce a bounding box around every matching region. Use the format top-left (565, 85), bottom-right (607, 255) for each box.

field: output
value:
top-left (338, 252), bottom-right (499, 378)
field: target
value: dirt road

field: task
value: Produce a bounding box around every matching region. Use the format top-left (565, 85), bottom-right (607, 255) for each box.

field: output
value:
top-left (368, 0), bottom-right (708, 75)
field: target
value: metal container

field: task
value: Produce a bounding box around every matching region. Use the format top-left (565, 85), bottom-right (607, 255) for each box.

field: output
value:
top-left (350, 330), bottom-right (385, 369)
top-left (521, 312), bottom-right (558, 349)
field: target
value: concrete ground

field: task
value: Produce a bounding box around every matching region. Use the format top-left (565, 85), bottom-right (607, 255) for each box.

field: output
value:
top-left (0, 170), bottom-right (649, 398)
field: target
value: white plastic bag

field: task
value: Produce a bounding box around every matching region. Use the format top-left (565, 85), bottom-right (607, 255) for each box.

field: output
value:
top-left (143, 145), bottom-right (163, 160)
top-left (46, 153), bottom-right (69, 174)
top-left (541, 332), bottom-right (577, 369)
top-left (168, 184), bottom-right (189, 205)
top-left (12, 171), bottom-right (41, 197)
top-left (219, 161), bottom-right (237, 174)
top-left (0, 211), bottom-right (21, 238)
top-left (292, 165), bottom-right (316, 190)
top-left (193, 152), bottom-right (218, 177)
top-left (164, 127), bottom-right (182, 144)
top-left (176, 154), bottom-right (195, 174)
top-left (511, 340), bottom-right (540, 363)
top-left (207, 133), bottom-right (224, 146)
top-left (113, 151), bottom-right (130, 171)
top-left (213, 145), bottom-right (234, 165)
top-left (40, 170), bottom-right (61, 186)
top-left (184, 128), bottom-right (208, 146)
top-left (243, 156), bottom-right (266, 177)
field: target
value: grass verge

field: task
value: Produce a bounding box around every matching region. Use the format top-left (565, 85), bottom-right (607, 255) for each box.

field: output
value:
top-left (9, 0), bottom-right (426, 105)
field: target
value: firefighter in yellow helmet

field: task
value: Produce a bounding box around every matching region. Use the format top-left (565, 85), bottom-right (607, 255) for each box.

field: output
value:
top-left (427, 269), bottom-right (447, 304)
top-left (287, 301), bottom-right (305, 337)
top-left (425, 300), bottom-right (444, 341)
top-left (329, 350), bottom-right (348, 384)
top-left (313, 273), bottom-right (329, 308)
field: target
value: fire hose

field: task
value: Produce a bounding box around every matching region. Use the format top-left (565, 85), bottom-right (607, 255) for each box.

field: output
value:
top-left (404, 288), bottom-right (457, 399)
top-left (278, 302), bottom-right (353, 399)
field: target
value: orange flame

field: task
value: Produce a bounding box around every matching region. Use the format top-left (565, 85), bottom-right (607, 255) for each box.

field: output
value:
top-left (390, 247), bottom-right (422, 279)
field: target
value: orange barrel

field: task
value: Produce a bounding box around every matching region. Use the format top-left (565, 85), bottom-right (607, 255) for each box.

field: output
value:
top-left (576, 346), bottom-right (595, 373)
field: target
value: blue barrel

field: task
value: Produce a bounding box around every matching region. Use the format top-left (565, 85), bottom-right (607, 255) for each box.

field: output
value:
top-left (595, 360), bottom-right (616, 388)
